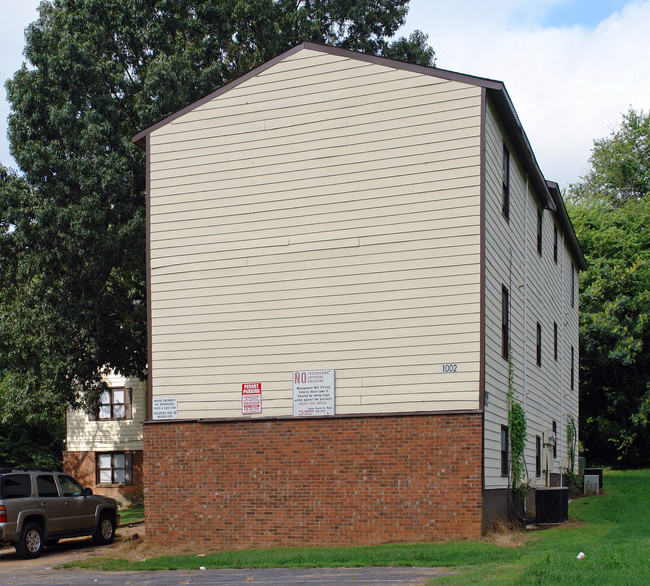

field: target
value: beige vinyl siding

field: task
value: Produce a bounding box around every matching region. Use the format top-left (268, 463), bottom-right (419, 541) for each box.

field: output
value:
top-left (483, 99), bottom-right (580, 488)
top-left (148, 49), bottom-right (483, 419)
top-left (66, 374), bottom-right (146, 451)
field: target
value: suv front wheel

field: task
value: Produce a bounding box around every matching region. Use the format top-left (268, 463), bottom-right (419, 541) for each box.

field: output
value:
top-left (92, 512), bottom-right (116, 545)
top-left (16, 522), bottom-right (44, 559)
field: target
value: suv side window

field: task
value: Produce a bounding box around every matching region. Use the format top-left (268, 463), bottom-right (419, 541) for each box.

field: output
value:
top-left (1, 474), bottom-right (32, 499)
top-left (37, 475), bottom-right (59, 497)
top-left (58, 475), bottom-right (84, 497)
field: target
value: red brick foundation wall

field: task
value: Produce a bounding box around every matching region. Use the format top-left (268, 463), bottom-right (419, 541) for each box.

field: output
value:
top-left (63, 450), bottom-right (144, 506)
top-left (144, 412), bottom-right (482, 548)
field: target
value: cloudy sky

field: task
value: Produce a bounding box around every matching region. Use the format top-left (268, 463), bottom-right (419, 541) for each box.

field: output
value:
top-left (1, 0), bottom-right (648, 188)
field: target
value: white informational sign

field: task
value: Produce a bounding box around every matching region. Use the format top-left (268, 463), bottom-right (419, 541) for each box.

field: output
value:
top-left (293, 369), bottom-right (335, 417)
top-left (152, 396), bottom-right (178, 420)
top-left (242, 383), bottom-right (262, 414)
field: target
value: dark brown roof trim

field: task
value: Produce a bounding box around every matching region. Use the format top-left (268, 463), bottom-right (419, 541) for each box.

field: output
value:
top-left (142, 408), bottom-right (483, 426)
top-left (132, 42), bottom-right (307, 148)
top-left (133, 41), bottom-right (503, 148)
top-left (547, 180), bottom-right (587, 270)
top-left (486, 89), bottom-right (556, 213)
top-left (132, 41), bottom-right (575, 250)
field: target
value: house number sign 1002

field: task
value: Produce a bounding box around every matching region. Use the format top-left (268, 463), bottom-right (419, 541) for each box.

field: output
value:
top-left (442, 364), bottom-right (458, 373)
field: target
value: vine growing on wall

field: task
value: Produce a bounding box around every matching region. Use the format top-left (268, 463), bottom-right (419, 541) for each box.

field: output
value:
top-left (508, 347), bottom-right (527, 497)
top-left (567, 414), bottom-right (578, 471)
top-left (566, 414), bottom-right (580, 495)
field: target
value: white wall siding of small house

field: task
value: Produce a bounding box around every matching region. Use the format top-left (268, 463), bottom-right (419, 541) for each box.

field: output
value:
top-left (148, 49), bottom-right (484, 419)
top-left (65, 375), bottom-right (146, 451)
top-left (483, 99), bottom-right (580, 490)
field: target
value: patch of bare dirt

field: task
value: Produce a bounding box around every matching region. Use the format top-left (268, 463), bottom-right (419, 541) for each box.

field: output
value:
top-left (95, 524), bottom-right (215, 562)
top-left (482, 520), bottom-right (527, 547)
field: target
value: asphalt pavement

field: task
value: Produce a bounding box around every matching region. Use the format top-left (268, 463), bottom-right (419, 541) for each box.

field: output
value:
top-left (0, 529), bottom-right (455, 585)
top-left (0, 564), bottom-right (454, 585)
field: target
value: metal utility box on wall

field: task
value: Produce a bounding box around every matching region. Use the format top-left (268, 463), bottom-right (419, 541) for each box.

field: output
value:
top-left (535, 487), bottom-right (569, 524)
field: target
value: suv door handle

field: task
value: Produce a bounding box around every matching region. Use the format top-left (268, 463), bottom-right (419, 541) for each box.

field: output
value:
top-left (64, 501), bottom-right (72, 506)
top-left (40, 502), bottom-right (48, 508)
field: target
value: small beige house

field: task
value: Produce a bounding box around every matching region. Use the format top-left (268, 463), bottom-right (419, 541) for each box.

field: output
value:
top-left (133, 43), bottom-right (585, 547)
top-left (63, 373), bottom-right (146, 506)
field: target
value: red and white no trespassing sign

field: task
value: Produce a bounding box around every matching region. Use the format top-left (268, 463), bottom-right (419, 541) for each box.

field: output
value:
top-left (241, 383), bottom-right (262, 414)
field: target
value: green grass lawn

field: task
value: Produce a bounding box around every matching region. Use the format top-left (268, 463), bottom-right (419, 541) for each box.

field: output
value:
top-left (117, 505), bottom-right (144, 526)
top-left (68, 470), bottom-right (649, 584)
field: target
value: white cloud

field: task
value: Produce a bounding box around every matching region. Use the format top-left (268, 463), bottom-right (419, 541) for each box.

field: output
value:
top-left (400, 0), bottom-right (650, 187)
top-left (1, 0), bottom-right (647, 188)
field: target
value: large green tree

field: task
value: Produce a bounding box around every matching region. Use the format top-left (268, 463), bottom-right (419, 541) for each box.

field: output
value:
top-left (0, 1), bottom-right (435, 424)
top-left (567, 109), bottom-right (650, 467)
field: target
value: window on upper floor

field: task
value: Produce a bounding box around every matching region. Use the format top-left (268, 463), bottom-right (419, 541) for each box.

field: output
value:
top-left (537, 209), bottom-right (543, 256)
top-left (502, 142), bottom-right (510, 221)
top-left (97, 452), bottom-right (133, 486)
top-left (536, 322), bottom-right (542, 366)
top-left (501, 285), bottom-right (509, 360)
top-left (501, 426), bottom-right (509, 476)
top-left (89, 387), bottom-right (132, 421)
top-left (554, 322), bottom-right (558, 361)
top-left (553, 224), bottom-right (558, 264)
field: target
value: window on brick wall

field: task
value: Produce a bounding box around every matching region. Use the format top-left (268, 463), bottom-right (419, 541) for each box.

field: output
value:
top-left (97, 453), bottom-right (133, 486)
top-left (502, 142), bottom-right (510, 221)
top-left (501, 426), bottom-right (509, 477)
top-left (502, 285), bottom-right (509, 360)
top-left (89, 388), bottom-right (132, 421)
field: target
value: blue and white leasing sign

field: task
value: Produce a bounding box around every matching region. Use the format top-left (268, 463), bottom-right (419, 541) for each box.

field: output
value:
top-left (293, 369), bottom-right (335, 417)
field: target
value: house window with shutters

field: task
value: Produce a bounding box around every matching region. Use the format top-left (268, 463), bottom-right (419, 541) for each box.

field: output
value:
top-left (96, 452), bottom-right (133, 486)
top-left (89, 388), bottom-right (133, 420)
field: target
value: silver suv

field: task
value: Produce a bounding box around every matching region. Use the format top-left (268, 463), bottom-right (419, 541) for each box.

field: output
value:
top-left (0, 468), bottom-right (119, 558)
